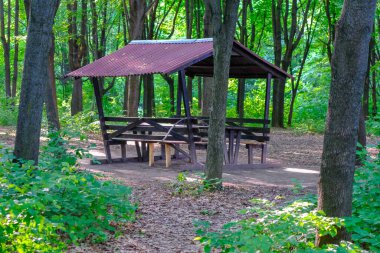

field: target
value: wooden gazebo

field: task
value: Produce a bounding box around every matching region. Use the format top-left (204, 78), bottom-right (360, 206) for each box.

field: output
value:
top-left (67, 38), bottom-right (292, 166)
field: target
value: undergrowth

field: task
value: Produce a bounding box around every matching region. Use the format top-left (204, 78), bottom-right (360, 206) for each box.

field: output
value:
top-left (171, 172), bottom-right (223, 196)
top-left (0, 131), bottom-right (136, 252)
top-left (194, 144), bottom-right (380, 252)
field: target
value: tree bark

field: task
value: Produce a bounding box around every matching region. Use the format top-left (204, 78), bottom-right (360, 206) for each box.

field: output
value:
top-left (0, 0), bottom-right (11, 98)
top-left (14, 0), bottom-right (60, 163)
top-left (271, 0), bottom-right (312, 127)
top-left (46, 34), bottom-right (60, 130)
top-left (201, 2), bottom-right (213, 116)
top-left (11, 0), bottom-right (20, 98)
top-left (204, 0), bottom-right (240, 181)
top-left (68, 0), bottom-right (87, 115)
top-left (236, 0), bottom-right (248, 119)
top-left (126, 0), bottom-right (146, 117)
top-left (316, 0), bottom-right (376, 246)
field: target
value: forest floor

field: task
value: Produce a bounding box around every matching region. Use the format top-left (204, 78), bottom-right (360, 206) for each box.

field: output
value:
top-left (0, 127), bottom-right (378, 252)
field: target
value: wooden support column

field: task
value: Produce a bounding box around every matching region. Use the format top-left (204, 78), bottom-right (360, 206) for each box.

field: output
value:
top-left (176, 74), bottom-right (183, 116)
top-left (179, 70), bottom-right (197, 163)
top-left (91, 77), bottom-right (112, 163)
top-left (264, 73), bottom-right (272, 130)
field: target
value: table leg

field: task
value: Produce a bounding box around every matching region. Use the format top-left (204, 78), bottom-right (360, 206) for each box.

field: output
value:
top-left (233, 131), bottom-right (241, 164)
top-left (148, 143), bottom-right (155, 167)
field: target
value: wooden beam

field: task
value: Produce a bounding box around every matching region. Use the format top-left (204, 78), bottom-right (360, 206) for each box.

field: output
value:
top-left (91, 77), bottom-right (112, 163)
top-left (176, 74), bottom-right (182, 116)
top-left (179, 70), bottom-right (197, 163)
top-left (264, 73), bottom-right (272, 130)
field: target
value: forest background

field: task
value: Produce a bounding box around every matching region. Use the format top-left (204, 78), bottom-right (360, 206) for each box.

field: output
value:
top-left (0, 0), bottom-right (379, 134)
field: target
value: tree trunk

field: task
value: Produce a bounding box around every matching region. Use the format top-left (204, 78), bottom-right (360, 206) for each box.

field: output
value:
top-left (316, 0), bottom-right (376, 246)
top-left (46, 34), bottom-right (60, 130)
top-left (11, 0), bottom-right (20, 98)
top-left (204, 0), bottom-right (240, 181)
top-left (271, 0), bottom-right (282, 127)
top-left (236, 0), bottom-right (248, 119)
top-left (68, 0), bottom-right (87, 115)
top-left (237, 79), bottom-right (245, 118)
top-left (126, 0), bottom-right (146, 117)
top-left (14, 0), bottom-right (60, 163)
top-left (271, 0), bottom-right (312, 127)
top-left (0, 0), bottom-right (11, 98)
top-left (201, 2), bottom-right (213, 117)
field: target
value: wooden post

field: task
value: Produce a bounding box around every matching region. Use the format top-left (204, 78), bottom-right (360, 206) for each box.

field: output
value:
top-left (91, 78), bottom-right (112, 163)
top-left (165, 143), bottom-right (172, 167)
top-left (264, 73), bottom-right (272, 129)
top-left (176, 74), bottom-right (182, 116)
top-left (179, 70), bottom-right (197, 163)
top-left (148, 142), bottom-right (155, 166)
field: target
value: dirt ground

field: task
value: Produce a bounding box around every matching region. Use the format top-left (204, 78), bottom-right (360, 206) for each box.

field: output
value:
top-left (0, 127), bottom-right (378, 252)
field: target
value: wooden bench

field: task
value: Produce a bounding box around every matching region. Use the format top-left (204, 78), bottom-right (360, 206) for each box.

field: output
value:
top-left (240, 140), bottom-right (267, 164)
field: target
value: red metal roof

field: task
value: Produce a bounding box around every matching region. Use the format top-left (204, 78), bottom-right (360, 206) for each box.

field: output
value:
top-left (67, 39), bottom-right (214, 77)
top-left (67, 38), bottom-right (292, 79)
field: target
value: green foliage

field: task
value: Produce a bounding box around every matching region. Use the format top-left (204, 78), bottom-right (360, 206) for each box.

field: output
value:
top-left (0, 132), bottom-right (136, 252)
top-left (0, 98), bottom-right (18, 126)
top-left (194, 146), bottom-right (380, 252)
top-left (194, 198), bottom-right (357, 253)
top-left (346, 145), bottom-right (380, 252)
top-left (59, 103), bottom-right (100, 133)
top-left (172, 172), bottom-right (223, 196)
top-left (366, 114), bottom-right (380, 136)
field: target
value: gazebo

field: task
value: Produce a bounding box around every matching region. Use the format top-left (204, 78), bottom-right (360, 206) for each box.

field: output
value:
top-left (67, 38), bottom-right (292, 166)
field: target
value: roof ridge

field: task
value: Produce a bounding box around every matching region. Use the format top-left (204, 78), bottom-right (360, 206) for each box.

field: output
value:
top-left (129, 38), bottom-right (213, 45)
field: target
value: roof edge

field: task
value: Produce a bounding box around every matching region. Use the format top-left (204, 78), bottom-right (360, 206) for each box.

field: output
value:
top-left (129, 38), bottom-right (213, 45)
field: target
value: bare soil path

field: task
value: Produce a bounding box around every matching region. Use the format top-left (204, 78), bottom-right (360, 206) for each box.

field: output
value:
top-left (73, 128), bottom-right (323, 252)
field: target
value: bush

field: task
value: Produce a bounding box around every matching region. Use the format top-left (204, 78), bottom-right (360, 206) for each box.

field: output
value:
top-left (193, 197), bottom-right (359, 252)
top-left (0, 132), bottom-right (136, 252)
top-left (0, 97), bottom-right (18, 126)
top-left (346, 144), bottom-right (380, 251)
top-left (195, 145), bottom-right (380, 252)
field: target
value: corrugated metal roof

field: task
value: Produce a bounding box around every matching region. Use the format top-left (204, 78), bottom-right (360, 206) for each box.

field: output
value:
top-left (67, 39), bottom-right (214, 77)
top-left (66, 38), bottom-right (292, 79)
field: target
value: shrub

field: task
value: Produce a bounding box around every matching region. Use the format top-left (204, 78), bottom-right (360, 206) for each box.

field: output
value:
top-left (0, 132), bottom-right (136, 252)
top-left (195, 146), bottom-right (380, 252)
top-left (193, 197), bottom-right (358, 252)
top-left (346, 144), bottom-right (380, 252)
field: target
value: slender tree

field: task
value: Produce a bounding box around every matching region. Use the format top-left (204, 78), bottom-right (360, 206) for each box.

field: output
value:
top-left (14, 0), bottom-right (60, 163)
top-left (271, 0), bottom-right (312, 127)
top-left (316, 0), bottom-right (376, 245)
top-left (11, 0), bottom-right (20, 99)
top-left (201, 2), bottom-right (213, 116)
top-left (0, 0), bottom-right (11, 98)
top-left (68, 0), bottom-right (88, 115)
top-left (204, 0), bottom-right (239, 181)
top-left (126, 0), bottom-right (146, 117)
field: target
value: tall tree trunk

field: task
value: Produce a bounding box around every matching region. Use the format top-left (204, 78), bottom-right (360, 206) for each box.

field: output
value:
top-left (205, 0), bottom-right (239, 181)
top-left (14, 0), bottom-right (60, 163)
top-left (0, 0), bottom-right (11, 98)
top-left (68, 0), bottom-right (87, 115)
top-left (11, 0), bottom-right (20, 98)
top-left (46, 34), bottom-right (60, 130)
top-left (126, 0), bottom-right (146, 117)
top-left (271, 0), bottom-right (282, 127)
top-left (370, 38), bottom-right (377, 117)
top-left (271, 0), bottom-right (312, 127)
top-left (316, 0), bottom-right (376, 246)
top-left (236, 0), bottom-right (248, 119)
top-left (201, 2), bottom-right (213, 116)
